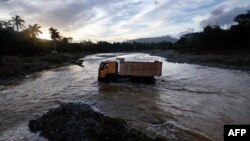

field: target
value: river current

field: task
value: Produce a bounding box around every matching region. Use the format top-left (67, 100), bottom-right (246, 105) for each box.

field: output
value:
top-left (1, 53), bottom-right (250, 141)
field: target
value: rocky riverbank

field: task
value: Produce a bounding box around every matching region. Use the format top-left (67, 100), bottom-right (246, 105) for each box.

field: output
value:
top-left (151, 50), bottom-right (250, 71)
top-left (29, 103), bottom-right (161, 141)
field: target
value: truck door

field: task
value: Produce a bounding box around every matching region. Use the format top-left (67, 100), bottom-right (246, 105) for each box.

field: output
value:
top-left (99, 63), bottom-right (109, 78)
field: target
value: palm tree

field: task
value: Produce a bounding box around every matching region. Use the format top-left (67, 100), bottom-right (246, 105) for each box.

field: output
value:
top-left (23, 24), bottom-right (43, 46)
top-left (10, 15), bottom-right (25, 31)
top-left (28, 24), bottom-right (42, 38)
top-left (49, 27), bottom-right (61, 53)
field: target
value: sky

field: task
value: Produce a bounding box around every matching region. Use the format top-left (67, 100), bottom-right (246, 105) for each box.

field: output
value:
top-left (0, 0), bottom-right (250, 42)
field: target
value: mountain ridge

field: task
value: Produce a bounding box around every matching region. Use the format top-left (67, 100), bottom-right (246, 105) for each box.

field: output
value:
top-left (126, 36), bottom-right (178, 43)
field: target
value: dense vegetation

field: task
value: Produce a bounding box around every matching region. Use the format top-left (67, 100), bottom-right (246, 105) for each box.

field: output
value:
top-left (0, 10), bottom-right (249, 57)
top-left (175, 10), bottom-right (250, 52)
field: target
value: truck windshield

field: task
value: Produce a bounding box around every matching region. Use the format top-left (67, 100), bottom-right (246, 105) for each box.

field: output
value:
top-left (99, 63), bottom-right (109, 70)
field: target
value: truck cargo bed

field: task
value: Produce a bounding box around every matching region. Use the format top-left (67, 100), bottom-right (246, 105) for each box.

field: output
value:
top-left (119, 61), bottom-right (162, 77)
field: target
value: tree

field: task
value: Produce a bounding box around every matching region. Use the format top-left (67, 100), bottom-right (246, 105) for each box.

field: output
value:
top-left (10, 15), bottom-right (25, 31)
top-left (68, 37), bottom-right (73, 43)
top-left (23, 24), bottom-right (43, 46)
top-left (234, 10), bottom-right (250, 25)
top-left (49, 27), bottom-right (61, 53)
top-left (1, 21), bottom-right (12, 29)
top-left (61, 37), bottom-right (69, 43)
top-left (203, 25), bottom-right (222, 33)
top-left (0, 21), bottom-right (3, 29)
top-left (203, 25), bottom-right (213, 32)
top-left (61, 37), bottom-right (73, 43)
top-left (28, 24), bottom-right (42, 39)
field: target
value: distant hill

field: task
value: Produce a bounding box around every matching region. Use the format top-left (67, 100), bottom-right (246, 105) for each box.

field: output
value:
top-left (127, 36), bottom-right (178, 43)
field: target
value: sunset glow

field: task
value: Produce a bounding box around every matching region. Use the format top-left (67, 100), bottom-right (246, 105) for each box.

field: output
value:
top-left (0, 0), bottom-right (249, 42)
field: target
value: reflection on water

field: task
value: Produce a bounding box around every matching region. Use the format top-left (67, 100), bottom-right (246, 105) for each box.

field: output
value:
top-left (0, 53), bottom-right (250, 141)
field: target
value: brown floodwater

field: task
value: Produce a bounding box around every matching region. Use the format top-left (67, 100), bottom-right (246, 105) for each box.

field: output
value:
top-left (0, 53), bottom-right (250, 141)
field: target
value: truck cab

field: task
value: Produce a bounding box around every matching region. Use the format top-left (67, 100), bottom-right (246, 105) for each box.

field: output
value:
top-left (98, 61), bottom-right (118, 80)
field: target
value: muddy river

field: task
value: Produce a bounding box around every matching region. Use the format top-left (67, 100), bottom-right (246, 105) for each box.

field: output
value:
top-left (0, 53), bottom-right (250, 141)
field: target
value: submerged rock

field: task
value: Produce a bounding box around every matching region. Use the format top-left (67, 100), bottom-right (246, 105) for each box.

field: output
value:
top-left (29, 103), bottom-right (158, 141)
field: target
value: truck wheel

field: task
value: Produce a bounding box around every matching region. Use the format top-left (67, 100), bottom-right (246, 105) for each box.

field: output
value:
top-left (104, 74), bottom-right (117, 82)
top-left (98, 77), bottom-right (105, 81)
top-left (131, 77), bottom-right (155, 84)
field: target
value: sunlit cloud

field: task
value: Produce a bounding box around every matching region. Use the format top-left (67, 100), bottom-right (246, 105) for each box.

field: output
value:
top-left (0, 0), bottom-right (249, 42)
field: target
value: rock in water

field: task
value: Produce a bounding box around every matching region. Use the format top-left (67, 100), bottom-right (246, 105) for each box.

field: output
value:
top-left (29, 103), bottom-right (157, 141)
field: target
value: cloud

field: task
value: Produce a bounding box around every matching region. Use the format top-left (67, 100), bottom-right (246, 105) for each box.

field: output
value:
top-left (0, 0), bottom-right (249, 41)
top-left (200, 5), bottom-right (250, 27)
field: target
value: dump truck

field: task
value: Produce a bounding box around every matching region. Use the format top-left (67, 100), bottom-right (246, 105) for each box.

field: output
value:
top-left (98, 58), bottom-right (162, 82)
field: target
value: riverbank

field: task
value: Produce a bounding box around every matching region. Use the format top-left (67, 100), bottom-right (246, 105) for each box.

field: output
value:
top-left (0, 52), bottom-right (90, 84)
top-left (151, 50), bottom-right (250, 71)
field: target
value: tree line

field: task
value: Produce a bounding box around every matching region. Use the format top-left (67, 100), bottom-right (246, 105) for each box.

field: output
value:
top-left (1, 10), bottom-right (250, 56)
top-left (175, 10), bottom-right (250, 52)
top-left (0, 15), bottom-right (173, 56)
top-left (0, 15), bottom-right (75, 56)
